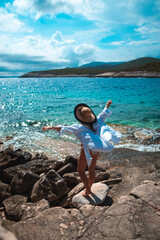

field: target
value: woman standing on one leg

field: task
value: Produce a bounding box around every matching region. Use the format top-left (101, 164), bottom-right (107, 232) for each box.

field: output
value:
top-left (43, 100), bottom-right (121, 196)
top-left (77, 145), bottom-right (99, 196)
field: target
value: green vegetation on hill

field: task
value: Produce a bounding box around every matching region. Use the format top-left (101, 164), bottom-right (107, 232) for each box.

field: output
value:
top-left (20, 57), bottom-right (160, 77)
top-left (27, 67), bottom-right (107, 76)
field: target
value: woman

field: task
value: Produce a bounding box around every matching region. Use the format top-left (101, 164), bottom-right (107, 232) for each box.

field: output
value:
top-left (42, 100), bottom-right (121, 196)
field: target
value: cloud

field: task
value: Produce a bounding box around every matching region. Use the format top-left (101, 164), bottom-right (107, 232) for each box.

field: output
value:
top-left (0, 8), bottom-right (24, 32)
top-left (10, 0), bottom-right (160, 25)
top-left (111, 41), bottom-right (126, 46)
top-left (127, 39), bottom-right (159, 46)
top-left (0, 31), bottom-right (97, 76)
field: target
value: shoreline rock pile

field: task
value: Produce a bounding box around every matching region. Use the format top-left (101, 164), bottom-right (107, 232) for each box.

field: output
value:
top-left (0, 147), bottom-right (120, 223)
top-left (0, 146), bottom-right (160, 240)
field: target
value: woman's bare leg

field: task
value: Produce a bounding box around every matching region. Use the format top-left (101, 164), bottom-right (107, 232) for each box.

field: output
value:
top-left (88, 151), bottom-right (99, 190)
top-left (77, 146), bottom-right (91, 196)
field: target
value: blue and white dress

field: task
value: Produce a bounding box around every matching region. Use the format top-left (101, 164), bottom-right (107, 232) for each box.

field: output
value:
top-left (60, 107), bottom-right (122, 167)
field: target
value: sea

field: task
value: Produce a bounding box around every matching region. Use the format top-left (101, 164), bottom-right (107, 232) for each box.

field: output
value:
top-left (0, 77), bottom-right (160, 158)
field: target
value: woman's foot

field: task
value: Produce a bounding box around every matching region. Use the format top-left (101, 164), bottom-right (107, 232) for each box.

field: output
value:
top-left (82, 189), bottom-right (92, 197)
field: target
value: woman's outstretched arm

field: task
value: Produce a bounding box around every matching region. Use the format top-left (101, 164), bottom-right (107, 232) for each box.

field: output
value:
top-left (42, 126), bottom-right (62, 132)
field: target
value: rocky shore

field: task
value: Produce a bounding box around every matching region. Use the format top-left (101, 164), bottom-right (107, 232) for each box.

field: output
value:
top-left (0, 144), bottom-right (160, 240)
top-left (20, 71), bottom-right (160, 78)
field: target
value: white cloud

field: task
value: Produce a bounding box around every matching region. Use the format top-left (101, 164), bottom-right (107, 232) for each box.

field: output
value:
top-left (10, 0), bottom-right (160, 25)
top-left (111, 41), bottom-right (126, 46)
top-left (135, 23), bottom-right (160, 35)
top-left (0, 31), bottom-right (98, 75)
top-left (127, 40), bottom-right (159, 46)
top-left (0, 8), bottom-right (24, 32)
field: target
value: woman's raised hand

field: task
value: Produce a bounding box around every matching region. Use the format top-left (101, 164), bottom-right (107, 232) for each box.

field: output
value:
top-left (106, 100), bottom-right (112, 108)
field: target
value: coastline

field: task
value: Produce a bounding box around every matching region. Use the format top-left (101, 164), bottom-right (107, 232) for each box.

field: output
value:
top-left (19, 71), bottom-right (160, 78)
top-left (0, 122), bottom-right (160, 162)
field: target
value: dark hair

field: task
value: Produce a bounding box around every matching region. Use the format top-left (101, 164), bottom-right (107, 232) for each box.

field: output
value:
top-left (88, 123), bottom-right (95, 132)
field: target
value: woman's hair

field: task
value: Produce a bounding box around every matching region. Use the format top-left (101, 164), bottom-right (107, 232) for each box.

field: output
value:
top-left (88, 123), bottom-right (95, 132)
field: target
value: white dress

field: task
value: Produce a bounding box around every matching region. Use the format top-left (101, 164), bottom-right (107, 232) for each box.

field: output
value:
top-left (59, 107), bottom-right (122, 167)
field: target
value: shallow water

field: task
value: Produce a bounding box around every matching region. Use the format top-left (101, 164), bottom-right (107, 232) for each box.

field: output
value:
top-left (0, 77), bottom-right (160, 153)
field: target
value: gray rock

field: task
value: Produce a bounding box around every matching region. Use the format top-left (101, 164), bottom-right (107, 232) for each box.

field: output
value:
top-left (57, 163), bottom-right (76, 177)
top-left (64, 156), bottom-right (78, 168)
top-left (130, 181), bottom-right (160, 210)
top-left (20, 199), bottom-right (50, 221)
top-left (0, 181), bottom-right (11, 203)
top-left (63, 171), bottom-right (80, 185)
top-left (0, 221), bottom-right (17, 240)
top-left (60, 182), bottom-right (84, 207)
top-left (3, 195), bottom-right (27, 221)
top-left (0, 147), bottom-right (31, 172)
top-left (2, 159), bottom-right (55, 183)
top-left (6, 181), bottom-right (160, 240)
top-left (72, 182), bottom-right (109, 208)
top-left (49, 160), bottom-right (64, 171)
top-left (31, 169), bottom-right (68, 203)
top-left (10, 170), bottom-right (40, 194)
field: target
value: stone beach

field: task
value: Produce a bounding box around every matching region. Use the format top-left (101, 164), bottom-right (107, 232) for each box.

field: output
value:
top-left (0, 140), bottom-right (160, 240)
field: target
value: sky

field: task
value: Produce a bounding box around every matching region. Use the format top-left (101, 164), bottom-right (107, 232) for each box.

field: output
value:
top-left (0, 0), bottom-right (160, 76)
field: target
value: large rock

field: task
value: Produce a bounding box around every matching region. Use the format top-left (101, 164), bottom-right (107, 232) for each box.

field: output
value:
top-left (6, 182), bottom-right (160, 240)
top-left (64, 156), bottom-right (78, 169)
top-left (0, 147), bottom-right (32, 172)
top-left (72, 182), bottom-right (109, 208)
top-left (57, 163), bottom-right (76, 177)
top-left (60, 182), bottom-right (84, 207)
top-left (3, 195), bottom-right (27, 221)
top-left (2, 159), bottom-right (55, 183)
top-left (20, 199), bottom-right (50, 221)
top-left (0, 221), bottom-right (17, 240)
top-left (130, 180), bottom-right (160, 210)
top-left (10, 170), bottom-right (40, 194)
top-left (49, 160), bottom-right (64, 171)
top-left (0, 181), bottom-right (11, 203)
top-left (31, 169), bottom-right (68, 203)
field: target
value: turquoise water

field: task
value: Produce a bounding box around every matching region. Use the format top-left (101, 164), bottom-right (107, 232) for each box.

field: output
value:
top-left (0, 77), bottom-right (160, 152)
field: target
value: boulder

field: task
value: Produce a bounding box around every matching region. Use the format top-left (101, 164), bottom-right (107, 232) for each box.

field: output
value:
top-left (57, 163), bottom-right (76, 177)
top-left (31, 169), bottom-right (68, 203)
top-left (10, 170), bottom-right (40, 194)
top-left (20, 199), bottom-right (50, 221)
top-left (63, 171), bottom-right (80, 185)
top-left (0, 181), bottom-right (11, 203)
top-left (130, 181), bottom-right (160, 210)
top-left (5, 181), bottom-right (160, 240)
top-left (64, 156), bottom-right (78, 168)
top-left (60, 182), bottom-right (84, 207)
top-left (49, 160), bottom-right (64, 171)
top-left (72, 182), bottom-right (109, 208)
top-left (3, 195), bottom-right (27, 221)
top-left (0, 147), bottom-right (31, 172)
top-left (2, 159), bottom-right (55, 183)
top-left (0, 221), bottom-right (17, 240)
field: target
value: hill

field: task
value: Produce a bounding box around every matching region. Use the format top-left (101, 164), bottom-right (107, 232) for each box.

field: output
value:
top-left (20, 57), bottom-right (160, 78)
top-left (79, 61), bottom-right (124, 69)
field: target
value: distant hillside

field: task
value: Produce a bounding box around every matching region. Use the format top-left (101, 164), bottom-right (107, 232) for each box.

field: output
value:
top-left (80, 61), bottom-right (124, 69)
top-left (20, 57), bottom-right (160, 78)
top-left (126, 61), bottom-right (160, 73)
top-left (107, 57), bottom-right (160, 71)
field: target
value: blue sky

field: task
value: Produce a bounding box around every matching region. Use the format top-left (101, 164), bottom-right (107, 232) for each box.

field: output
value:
top-left (0, 0), bottom-right (160, 76)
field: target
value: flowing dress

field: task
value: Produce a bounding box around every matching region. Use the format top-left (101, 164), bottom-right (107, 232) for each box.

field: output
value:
top-left (60, 107), bottom-right (122, 167)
